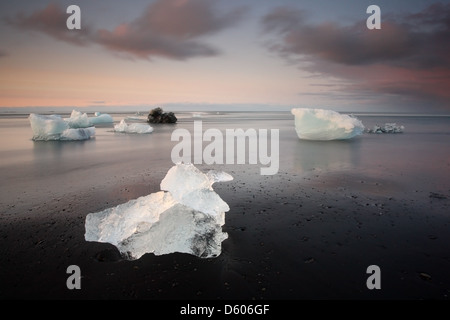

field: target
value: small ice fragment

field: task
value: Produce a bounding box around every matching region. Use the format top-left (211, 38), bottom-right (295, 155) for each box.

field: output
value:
top-left (206, 170), bottom-right (234, 185)
top-left (366, 123), bottom-right (405, 133)
top-left (114, 119), bottom-right (154, 134)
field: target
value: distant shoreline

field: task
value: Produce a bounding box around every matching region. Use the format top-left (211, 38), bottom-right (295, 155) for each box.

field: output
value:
top-left (1, 108), bottom-right (449, 118)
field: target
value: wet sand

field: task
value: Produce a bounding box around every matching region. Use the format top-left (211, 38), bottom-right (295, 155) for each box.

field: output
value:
top-left (1, 165), bottom-right (449, 301)
top-left (0, 113), bottom-right (449, 302)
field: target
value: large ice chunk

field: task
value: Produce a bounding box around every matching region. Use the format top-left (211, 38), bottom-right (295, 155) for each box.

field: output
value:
top-left (85, 163), bottom-right (233, 259)
top-left (291, 108), bottom-right (364, 140)
top-left (114, 119), bottom-right (154, 134)
top-left (29, 113), bottom-right (95, 141)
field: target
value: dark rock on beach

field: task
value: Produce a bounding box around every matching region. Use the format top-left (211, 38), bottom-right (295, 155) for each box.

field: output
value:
top-left (147, 107), bottom-right (177, 124)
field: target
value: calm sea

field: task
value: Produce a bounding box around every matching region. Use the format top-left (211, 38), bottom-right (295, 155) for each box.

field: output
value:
top-left (0, 111), bottom-right (449, 212)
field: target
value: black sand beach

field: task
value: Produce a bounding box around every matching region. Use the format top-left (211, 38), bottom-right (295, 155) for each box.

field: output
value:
top-left (0, 112), bottom-right (449, 302)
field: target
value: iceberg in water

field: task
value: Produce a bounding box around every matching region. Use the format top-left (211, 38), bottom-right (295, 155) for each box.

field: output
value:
top-left (66, 110), bottom-right (91, 128)
top-left (84, 163), bottom-right (233, 260)
top-left (29, 113), bottom-right (95, 141)
top-left (90, 113), bottom-right (114, 125)
top-left (66, 110), bottom-right (113, 128)
top-left (114, 119), bottom-right (154, 134)
top-left (29, 110), bottom-right (112, 141)
top-left (291, 108), bottom-right (365, 140)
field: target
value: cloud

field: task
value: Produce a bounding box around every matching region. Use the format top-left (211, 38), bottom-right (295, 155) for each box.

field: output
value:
top-left (95, 0), bottom-right (247, 60)
top-left (6, 3), bottom-right (91, 45)
top-left (262, 3), bottom-right (450, 108)
top-left (95, 23), bottom-right (220, 60)
top-left (6, 0), bottom-right (246, 61)
top-left (0, 50), bottom-right (7, 58)
top-left (133, 0), bottom-right (246, 39)
top-left (263, 4), bottom-right (450, 68)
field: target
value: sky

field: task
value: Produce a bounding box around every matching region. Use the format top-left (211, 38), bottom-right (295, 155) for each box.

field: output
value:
top-left (0, 0), bottom-right (449, 113)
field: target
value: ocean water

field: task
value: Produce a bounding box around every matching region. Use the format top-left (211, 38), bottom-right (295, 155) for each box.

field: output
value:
top-left (1, 110), bottom-right (450, 300)
top-left (0, 111), bottom-right (449, 213)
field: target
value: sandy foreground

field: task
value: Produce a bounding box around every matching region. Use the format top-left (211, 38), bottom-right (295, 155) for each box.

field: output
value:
top-left (1, 161), bottom-right (449, 301)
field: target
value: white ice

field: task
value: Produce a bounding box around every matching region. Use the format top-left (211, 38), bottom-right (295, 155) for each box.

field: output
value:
top-left (291, 108), bottom-right (365, 140)
top-left (29, 113), bottom-right (95, 141)
top-left (114, 119), bottom-right (154, 134)
top-left (84, 163), bottom-right (233, 260)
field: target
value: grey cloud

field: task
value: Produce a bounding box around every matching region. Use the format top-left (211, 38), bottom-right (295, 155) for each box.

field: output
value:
top-left (95, 24), bottom-right (219, 61)
top-left (95, 0), bottom-right (247, 60)
top-left (135, 0), bottom-right (247, 39)
top-left (6, 3), bottom-right (91, 46)
top-left (262, 3), bottom-right (450, 108)
top-left (6, 0), bottom-right (247, 61)
top-left (262, 3), bottom-right (450, 69)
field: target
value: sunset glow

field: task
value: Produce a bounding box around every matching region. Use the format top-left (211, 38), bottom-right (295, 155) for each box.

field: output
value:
top-left (1, 0), bottom-right (449, 113)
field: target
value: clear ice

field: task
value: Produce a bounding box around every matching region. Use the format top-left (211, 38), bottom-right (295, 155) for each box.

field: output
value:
top-left (28, 110), bottom-right (114, 141)
top-left (28, 113), bottom-right (95, 141)
top-left (84, 163), bottom-right (233, 260)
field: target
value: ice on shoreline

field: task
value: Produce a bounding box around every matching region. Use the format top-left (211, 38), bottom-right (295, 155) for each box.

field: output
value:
top-left (29, 113), bottom-right (95, 141)
top-left (114, 119), bottom-right (154, 134)
top-left (84, 163), bottom-right (233, 260)
top-left (291, 108), bottom-right (365, 140)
